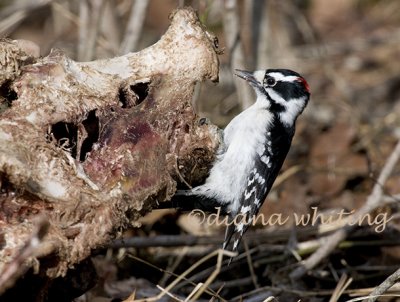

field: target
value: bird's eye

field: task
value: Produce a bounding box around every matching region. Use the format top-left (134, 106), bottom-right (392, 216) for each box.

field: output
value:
top-left (265, 77), bottom-right (276, 87)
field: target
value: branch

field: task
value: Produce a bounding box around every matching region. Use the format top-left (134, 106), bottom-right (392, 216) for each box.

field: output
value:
top-left (366, 267), bottom-right (400, 302)
top-left (110, 234), bottom-right (222, 249)
top-left (0, 0), bottom-right (51, 37)
top-left (78, 0), bottom-right (107, 61)
top-left (223, 0), bottom-right (254, 109)
top-left (290, 139), bottom-right (400, 279)
top-left (119, 0), bottom-right (150, 54)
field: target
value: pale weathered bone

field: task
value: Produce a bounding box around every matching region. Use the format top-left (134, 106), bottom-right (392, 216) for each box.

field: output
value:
top-left (0, 8), bottom-right (220, 290)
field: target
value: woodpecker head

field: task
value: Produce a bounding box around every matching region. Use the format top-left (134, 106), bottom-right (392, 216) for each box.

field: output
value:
top-left (235, 69), bottom-right (310, 126)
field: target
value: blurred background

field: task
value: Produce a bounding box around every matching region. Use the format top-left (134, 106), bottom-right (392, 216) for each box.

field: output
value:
top-left (2, 0), bottom-right (400, 301)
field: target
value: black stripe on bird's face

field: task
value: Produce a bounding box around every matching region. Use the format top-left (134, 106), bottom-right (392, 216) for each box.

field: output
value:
top-left (268, 80), bottom-right (309, 102)
top-left (264, 69), bottom-right (310, 98)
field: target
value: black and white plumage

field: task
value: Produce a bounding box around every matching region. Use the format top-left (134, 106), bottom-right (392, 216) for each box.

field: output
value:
top-left (168, 68), bottom-right (310, 254)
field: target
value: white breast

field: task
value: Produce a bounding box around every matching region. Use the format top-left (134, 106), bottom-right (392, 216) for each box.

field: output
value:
top-left (196, 101), bottom-right (274, 213)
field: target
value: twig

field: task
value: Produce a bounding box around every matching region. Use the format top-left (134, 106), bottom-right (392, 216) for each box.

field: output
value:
top-left (189, 249), bottom-right (231, 301)
top-left (126, 254), bottom-right (218, 298)
top-left (155, 285), bottom-right (184, 302)
top-left (109, 224), bottom-right (359, 250)
top-left (185, 282), bottom-right (204, 301)
top-left (173, 249), bottom-right (251, 291)
top-left (366, 267), bottom-right (400, 302)
top-left (272, 165), bottom-right (303, 189)
top-left (209, 285), bottom-right (225, 302)
top-left (130, 249), bottom-right (234, 302)
top-left (290, 139), bottom-right (400, 279)
top-left (175, 156), bottom-right (193, 189)
top-left (119, 0), bottom-right (150, 54)
top-left (263, 297), bottom-right (279, 302)
top-left (346, 295), bottom-right (400, 302)
top-left (329, 273), bottom-right (353, 302)
top-left (159, 246), bottom-right (189, 287)
top-left (231, 284), bottom-right (400, 302)
top-left (243, 240), bottom-right (259, 289)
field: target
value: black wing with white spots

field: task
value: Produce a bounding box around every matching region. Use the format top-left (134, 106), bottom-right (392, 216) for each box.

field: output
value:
top-left (223, 124), bottom-right (294, 252)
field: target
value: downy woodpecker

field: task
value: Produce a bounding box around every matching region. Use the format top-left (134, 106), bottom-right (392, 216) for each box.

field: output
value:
top-left (170, 69), bottom-right (310, 253)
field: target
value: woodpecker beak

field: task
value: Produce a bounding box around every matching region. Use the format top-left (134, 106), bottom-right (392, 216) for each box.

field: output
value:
top-left (234, 69), bottom-right (262, 89)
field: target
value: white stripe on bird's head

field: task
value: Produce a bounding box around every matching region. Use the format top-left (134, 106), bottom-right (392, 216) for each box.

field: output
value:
top-left (252, 70), bottom-right (266, 84)
top-left (266, 72), bottom-right (300, 83)
top-left (278, 96), bottom-right (308, 126)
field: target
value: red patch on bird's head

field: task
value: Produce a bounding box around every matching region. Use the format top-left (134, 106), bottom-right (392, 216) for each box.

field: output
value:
top-left (297, 77), bottom-right (310, 94)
